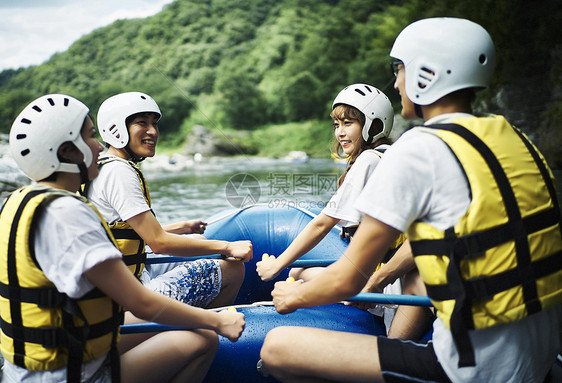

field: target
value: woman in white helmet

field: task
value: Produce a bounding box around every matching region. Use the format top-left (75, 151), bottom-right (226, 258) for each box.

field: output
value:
top-left (256, 84), bottom-right (432, 339)
top-left (256, 83), bottom-right (394, 284)
top-left (85, 92), bottom-right (252, 317)
top-left (261, 18), bottom-right (561, 382)
top-left (1, 94), bottom-right (245, 383)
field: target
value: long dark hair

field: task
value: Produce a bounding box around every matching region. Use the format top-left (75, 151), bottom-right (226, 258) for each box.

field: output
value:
top-left (330, 104), bottom-right (391, 187)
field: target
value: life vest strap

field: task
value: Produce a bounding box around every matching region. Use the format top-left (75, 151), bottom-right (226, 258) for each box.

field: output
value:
top-left (0, 315), bottom-right (121, 348)
top-left (111, 227), bottom-right (142, 240)
top-left (411, 206), bottom-right (560, 259)
top-left (426, 250), bottom-right (562, 302)
top-left (122, 252), bottom-right (147, 266)
top-left (0, 282), bottom-right (105, 307)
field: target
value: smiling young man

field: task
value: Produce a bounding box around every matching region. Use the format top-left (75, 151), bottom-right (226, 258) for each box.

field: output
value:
top-left (85, 92), bottom-right (252, 313)
top-left (260, 18), bottom-right (562, 382)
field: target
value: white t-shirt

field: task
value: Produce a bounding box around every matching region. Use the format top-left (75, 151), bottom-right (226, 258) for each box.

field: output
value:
top-left (2, 195), bottom-right (122, 383)
top-left (355, 113), bottom-right (561, 382)
top-left (322, 146), bottom-right (388, 227)
top-left (322, 146), bottom-right (400, 328)
top-left (86, 156), bottom-right (169, 281)
top-left (86, 156), bottom-right (151, 225)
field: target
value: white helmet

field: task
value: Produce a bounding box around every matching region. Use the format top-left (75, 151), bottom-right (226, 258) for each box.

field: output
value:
top-left (332, 83), bottom-right (394, 144)
top-left (10, 94), bottom-right (92, 181)
top-left (390, 17), bottom-right (496, 105)
top-left (97, 92), bottom-right (161, 149)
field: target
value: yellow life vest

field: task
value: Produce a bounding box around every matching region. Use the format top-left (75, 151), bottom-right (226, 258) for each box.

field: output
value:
top-left (407, 115), bottom-right (562, 367)
top-left (95, 156), bottom-right (153, 278)
top-left (0, 186), bottom-right (122, 381)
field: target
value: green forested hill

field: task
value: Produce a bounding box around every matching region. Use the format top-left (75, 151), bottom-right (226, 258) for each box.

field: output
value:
top-left (1, 0), bottom-right (561, 163)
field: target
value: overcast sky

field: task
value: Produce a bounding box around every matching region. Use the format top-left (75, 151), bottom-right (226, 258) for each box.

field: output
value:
top-left (0, 0), bottom-right (175, 71)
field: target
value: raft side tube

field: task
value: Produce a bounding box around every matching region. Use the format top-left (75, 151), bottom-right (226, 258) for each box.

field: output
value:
top-left (204, 205), bottom-right (349, 304)
top-left (204, 304), bottom-right (386, 383)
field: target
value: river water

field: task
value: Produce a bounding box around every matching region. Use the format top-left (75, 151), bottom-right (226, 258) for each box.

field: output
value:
top-left (142, 156), bottom-right (344, 225)
top-left (144, 158), bottom-right (562, 224)
top-left (1, 150), bottom-right (561, 224)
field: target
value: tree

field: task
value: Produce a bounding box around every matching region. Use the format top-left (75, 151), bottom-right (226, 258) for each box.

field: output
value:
top-left (0, 90), bottom-right (37, 133)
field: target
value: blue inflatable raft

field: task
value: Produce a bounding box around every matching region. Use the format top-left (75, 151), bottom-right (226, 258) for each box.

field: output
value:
top-left (203, 204), bottom-right (348, 304)
top-left (122, 204), bottom-right (428, 382)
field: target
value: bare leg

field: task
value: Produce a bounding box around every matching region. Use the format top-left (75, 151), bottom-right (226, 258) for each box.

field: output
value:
top-left (121, 328), bottom-right (218, 383)
top-left (207, 259), bottom-right (244, 308)
top-left (118, 312), bottom-right (154, 354)
top-left (261, 326), bottom-right (384, 382)
top-left (388, 269), bottom-right (433, 340)
top-left (289, 266), bottom-right (325, 282)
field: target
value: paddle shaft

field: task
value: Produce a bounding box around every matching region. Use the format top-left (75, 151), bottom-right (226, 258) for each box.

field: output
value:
top-left (120, 293), bottom-right (432, 334)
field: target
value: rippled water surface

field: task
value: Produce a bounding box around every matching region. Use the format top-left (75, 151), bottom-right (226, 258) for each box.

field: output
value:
top-left (1, 150), bottom-right (561, 224)
top-left (144, 156), bottom-right (562, 226)
top-left (143, 157), bottom-right (345, 225)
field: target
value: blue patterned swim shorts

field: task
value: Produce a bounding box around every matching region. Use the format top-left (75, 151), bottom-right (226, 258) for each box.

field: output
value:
top-left (142, 259), bottom-right (222, 307)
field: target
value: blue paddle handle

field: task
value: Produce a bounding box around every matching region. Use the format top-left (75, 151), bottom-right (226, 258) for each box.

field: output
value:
top-left (145, 255), bottom-right (335, 267)
top-left (346, 293), bottom-right (432, 307)
top-left (121, 322), bottom-right (187, 334)
top-left (145, 254), bottom-right (222, 264)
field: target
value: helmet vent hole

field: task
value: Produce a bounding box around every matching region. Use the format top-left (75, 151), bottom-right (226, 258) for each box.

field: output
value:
top-left (109, 124), bottom-right (121, 139)
top-left (354, 89), bottom-right (366, 96)
top-left (140, 95), bottom-right (147, 100)
top-left (21, 149), bottom-right (30, 157)
top-left (479, 54), bottom-right (487, 64)
top-left (47, 98), bottom-right (55, 106)
top-left (417, 67), bottom-right (436, 89)
top-left (21, 118), bottom-right (31, 124)
top-left (64, 98), bottom-right (69, 106)
top-left (32, 106), bottom-right (42, 112)
top-left (16, 134), bottom-right (26, 139)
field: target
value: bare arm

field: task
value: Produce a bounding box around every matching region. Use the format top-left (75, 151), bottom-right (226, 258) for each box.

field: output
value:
top-left (85, 258), bottom-right (244, 341)
top-left (163, 219), bottom-right (207, 235)
top-left (256, 213), bottom-right (339, 281)
top-left (127, 210), bottom-right (252, 262)
top-left (362, 239), bottom-right (415, 293)
top-left (272, 216), bottom-right (400, 314)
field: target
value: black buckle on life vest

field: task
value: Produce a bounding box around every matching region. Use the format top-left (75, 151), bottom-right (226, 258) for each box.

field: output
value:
top-left (456, 234), bottom-right (486, 259)
top-left (41, 328), bottom-right (60, 349)
top-left (467, 276), bottom-right (495, 301)
top-left (37, 288), bottom-right (65, 308)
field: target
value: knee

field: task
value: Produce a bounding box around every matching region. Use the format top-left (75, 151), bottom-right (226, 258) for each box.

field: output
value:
top-left (260, 327), bottom-right (291, 369)
top-left (220, 259), bottom-right (245, 284)
top-left (197, 329), bottom-right (219, 355)
top-left (175, 329), bottom-right (219, 359)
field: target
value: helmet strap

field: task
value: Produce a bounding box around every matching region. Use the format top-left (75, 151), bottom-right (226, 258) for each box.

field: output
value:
top-left (366, 119), bottom-right (384, 145)
top-left (78, 162), bottom-right (89, 185)
top-left (414, 104), bottom-right (424, 119)
top-left (124, 145), bottom-right (145, 163)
